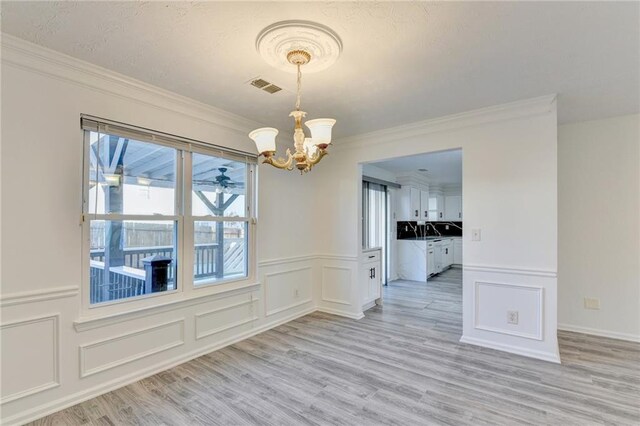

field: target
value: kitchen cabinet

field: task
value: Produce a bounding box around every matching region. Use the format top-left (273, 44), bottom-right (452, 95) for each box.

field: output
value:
top-left (453, 238), bottom-right (463, 264)
top-left (433, 240), bottom-right (443, 274)
top-left (444, 195), bottom-right (462, 221)
top-left (427, 243), bottom-right (435, 276)
top-left (442, 239), bottom-right (453, 268)
top-left (361, 248), bottom-right (382, 309)
top-left (397, 186), bottom-right (429, 221)
top-left (420, 190), bottom-right (429, 221)
top-left (428, 195), bottom-right (444, 221)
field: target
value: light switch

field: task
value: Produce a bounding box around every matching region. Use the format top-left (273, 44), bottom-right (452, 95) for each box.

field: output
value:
top-left (471, 229), bottom-right (481, 241)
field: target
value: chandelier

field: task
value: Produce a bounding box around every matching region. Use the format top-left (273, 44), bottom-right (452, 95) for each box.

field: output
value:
top-left (248, 21), bottom-right (342, 173)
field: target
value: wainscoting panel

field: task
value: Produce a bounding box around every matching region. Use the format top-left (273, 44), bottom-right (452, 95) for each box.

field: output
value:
top-left (474, 281), bottom-right (543, 340)
top-left (462, 265), bottom-right (559, 363)
top-left (321, 266), bottom-right (352, 306)
top-left (264, 267), bottom-right (313, 317)
top-left (195, 295), bottom-right (258, 340)
top-left (79, 319), bottom-right (185, 378)
top-left (1, 315), bottom-right (59, 403)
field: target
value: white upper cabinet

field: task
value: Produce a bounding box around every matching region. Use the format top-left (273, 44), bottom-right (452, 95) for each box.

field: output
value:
top-left (397, 186), bottom-right (424, 221)
top-left (444, 195), bottom-right (462, 221)
top-left (420, 190), bottom-right (429, 221)
top-left (428, 194), bottom-right (444, 221)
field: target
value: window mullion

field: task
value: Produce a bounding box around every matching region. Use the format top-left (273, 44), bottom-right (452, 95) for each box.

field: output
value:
top-left (183, 151), bottom-right (195, 292)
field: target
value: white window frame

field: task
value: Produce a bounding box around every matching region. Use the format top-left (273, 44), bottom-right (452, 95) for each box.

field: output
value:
top-left (80, 116), bottom-right (257, 317)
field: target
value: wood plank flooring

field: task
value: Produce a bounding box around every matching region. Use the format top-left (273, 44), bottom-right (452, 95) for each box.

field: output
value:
top-left (30, 268), bottom-right (640, 425)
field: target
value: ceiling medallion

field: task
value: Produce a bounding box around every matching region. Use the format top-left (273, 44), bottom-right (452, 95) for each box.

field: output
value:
top-left (249, 21), bottom-right (342, 173)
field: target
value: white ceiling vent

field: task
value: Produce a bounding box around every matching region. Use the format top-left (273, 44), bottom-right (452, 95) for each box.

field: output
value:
top-left (249, 78), bottom-right (282, 94)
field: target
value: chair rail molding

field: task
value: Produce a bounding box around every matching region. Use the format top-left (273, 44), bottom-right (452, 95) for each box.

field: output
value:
top-left (0, 286), bottom-right (79, 307)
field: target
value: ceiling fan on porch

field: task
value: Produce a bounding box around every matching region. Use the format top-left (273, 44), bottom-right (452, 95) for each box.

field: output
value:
top-left (213, 167), bottom-right (242, 193)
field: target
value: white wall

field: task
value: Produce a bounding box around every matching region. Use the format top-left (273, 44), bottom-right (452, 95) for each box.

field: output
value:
top-left (313, 96), bottom-right (560, 362)
top-left (0, 36), bottom-right (320, 425)
top-left (558, 114), bottom-right (640, 341)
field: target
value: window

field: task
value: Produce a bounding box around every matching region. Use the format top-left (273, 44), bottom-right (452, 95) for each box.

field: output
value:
top-left (82, 116), bottom-right (256, 306)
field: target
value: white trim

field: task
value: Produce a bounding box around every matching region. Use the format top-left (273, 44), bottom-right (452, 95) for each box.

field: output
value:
top-left (0, 314), bottom-right (60, 404)
top-left (258, 254), bottom-right (316, 267)
top-left (362, 300), bottom-right (377, 312)
top-left (334, 94), bottom-right (557, 149)
top-left (1, 307), bottom-right (315, 426)
top-left (257, 253), bottom-right (357, 267)
top-left (316, 254), bottom-right (359, 262)
top-left (79, 319), bottom-right (185, 378)
top-left (194, 298), bottom-right (259, 340)
top-left (558, 324), bottom-right (640, 343)
top-left (0, 286), bottom-right (79, 307)
top-left (316, 307), bottom-right (365, 320)
top-left (473, 281), bottom-right (544, 341)
top-left (464, 264), bottom-right (557, 278)
top-left (459, 335), bottom-right (561, 364)
top-left (73, 283), bottom-right (260, 332)
top-left (1, 35), bottom-right (260, 136)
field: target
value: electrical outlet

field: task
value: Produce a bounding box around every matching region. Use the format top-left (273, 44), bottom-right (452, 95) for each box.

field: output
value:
top-left (507, 310), bottom-right (519, 325)
top-left (471, 228), bottom-right (481, 241)
top-left (294, 288), bottom-right (300, 298)
top-left (584, 297), bottom-right (600, 310)
top-left (445, 225), bottom-right (450, 230)
top-left (405, 226), bottom-right (408, 232)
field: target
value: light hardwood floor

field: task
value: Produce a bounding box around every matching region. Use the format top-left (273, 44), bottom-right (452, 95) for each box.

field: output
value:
top-left (30, 268), bottom-right (640, 425)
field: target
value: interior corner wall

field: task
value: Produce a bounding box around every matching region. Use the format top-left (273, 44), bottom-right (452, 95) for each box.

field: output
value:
top-left (558, 114), bottom-right (640, 341)
top-left (0, 38), bottom-right (319, 425)
top-left (312, 98), bottom-right (560, 362)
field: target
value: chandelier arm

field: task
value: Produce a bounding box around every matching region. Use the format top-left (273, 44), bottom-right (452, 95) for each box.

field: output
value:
top-left (263, 148), bottom-right (295, 170)
top-left (306, 148), bottom-right (328, 167)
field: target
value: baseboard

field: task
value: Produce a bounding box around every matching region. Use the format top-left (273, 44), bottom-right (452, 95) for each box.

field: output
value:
top-left (316, 306), bottom-right (364, 320)
top-left (558, 323), bottom-right (640, 343)
top-left (2, 307), bottom-right (316, 426)
top-left (362, 300), bottom-right (376, 312)
top-left (459, 335), bottom-right (561, 364)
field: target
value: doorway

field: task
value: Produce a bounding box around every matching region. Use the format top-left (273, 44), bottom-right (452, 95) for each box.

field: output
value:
top-left (362, 179), bottom-right (389, 285)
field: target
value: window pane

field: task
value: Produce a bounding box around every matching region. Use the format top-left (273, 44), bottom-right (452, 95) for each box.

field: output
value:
top-left (88, 132), bottom-right (176, 215)
top-left (89, 220), bottom-right (177, 304)
top-left (192, 152), bottom-right (246, 217)
top-left (193, 221), bottom-right (247, 284)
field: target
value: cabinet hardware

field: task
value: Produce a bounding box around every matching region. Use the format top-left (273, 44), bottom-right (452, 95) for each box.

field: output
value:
top-left (424, 211), bottom-right (428, 217)
top-left (459, 212), bottom-right (461, 218)
top-left (368, 255), bottom-right (375, 259)
top-left (369, 268), bottom-right (373, 279)
top-left (372, 268), bottom-right (376, 279)
top-left (415, 210), bottom-right (419, 217)
top-left (439, 212), bottom-right (443, 218)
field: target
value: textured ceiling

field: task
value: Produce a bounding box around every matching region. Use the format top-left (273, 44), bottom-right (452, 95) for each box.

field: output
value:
top-left (372, 149), bottom-right (462, 185)
top-left (2, 2), bottom-right (638, 138)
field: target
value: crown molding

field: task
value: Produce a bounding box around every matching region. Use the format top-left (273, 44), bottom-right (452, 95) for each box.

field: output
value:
top-left (334, 94), bottom-right (557, 150)
top-left (0, 34), bottom-right (263, 136)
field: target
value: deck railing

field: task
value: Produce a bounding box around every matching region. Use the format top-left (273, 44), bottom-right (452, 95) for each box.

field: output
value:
top-left (90, 240), bottom-right (245, 303)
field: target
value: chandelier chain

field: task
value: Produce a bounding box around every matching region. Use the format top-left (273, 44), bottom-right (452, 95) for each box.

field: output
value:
top-left (295, 63), bottom-right (302, 111)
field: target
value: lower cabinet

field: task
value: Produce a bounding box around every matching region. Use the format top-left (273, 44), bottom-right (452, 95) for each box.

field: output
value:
top-left (361, 249), bottom-right (382, 309)
top-left (453, 238), bottom-right (463, 264)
